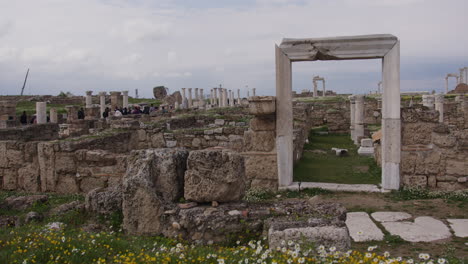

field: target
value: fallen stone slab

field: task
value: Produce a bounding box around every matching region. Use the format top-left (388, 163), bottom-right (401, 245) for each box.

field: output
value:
top-left (357, 146), bottom-right (374, 156)
top-left (371, 212), bottom-right (412, 222)
top-left (447, 219), bottom-right (468, 238)
top-left (381, 216), bottom-right (451, 242)
top-left (0, 195), bottom-right (48, 211)
top-left (346, 212), bottom-right (384, 242)
top-left (280, 182), bottom-right (382, 193)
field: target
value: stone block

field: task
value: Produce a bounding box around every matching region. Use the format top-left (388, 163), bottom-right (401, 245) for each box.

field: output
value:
top-left (415, 151), bottom-right (442, 175)
top-left (55, 176), bottom-right (79, 194)
top-left (184, 149), bottom-right (246, 203)
top-left (123, 148), bottom-right (188, 235)
top-left (360, 138), bottom-right (373, 147)
top-left (346, 212), bottom-right (384, 242)
top-left (402, 175), bottom-right (427, 188)
top-left (243, 130), bottom-right (275, 152)
top-left (250, 116), bottom-right (275, 131)
top-left (248, 96), bottom-right (276, 116)
top-left (446, 160), bottom-right (467, 176)
top-left (17, 163), bottom-right (40, 192)
top-left (85, 187), bottom-right (122, 215)
top-left (80, 177), bottom-right (107, 193)
top-left (432, 132), bottom-right (457, 148)
top-left (357, 146), bottom-right (374, 156)
top-left (214, 119), bottom-right (225, 126)
top-left (151, 133), bottom-right (166, 148)
top-left (166, 140), bottom-right (177, 148)
top-left (2, 168), bottom-right (18, 190)
top-left (243, 154), bottom-right (277, 181)
top-left (250, 179), bottom-right (278, 191)
top-left (214, 128), bottom-right (223, 134)
top-left (381, 217), bottom-right (451, 242)
top-left (137, 129), bottom-right (147, 141)
top-left (436, 181), bottom-right (466, 191)
top-left (204, 129), bottom-right (214, 135)
top-left (55, 154), bottom-right (76, 174)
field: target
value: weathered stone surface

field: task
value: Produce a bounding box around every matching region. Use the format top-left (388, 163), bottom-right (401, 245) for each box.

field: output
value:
top-left (446, 160), bottom-right (467, 176)
top-left (248, 96), bottom-right (276, 116)
top-left (371, 212), bottom-right (412, 222)
top-left (86, 187), bottom-right (122, 215)
top-left (25, 211), bottom-right (43, 223)
top-left (0, 195), bottom-right (48, 210)
top-left (80, 177), bottom-right (107, 194)
top-left (346, 212), bottom-right (384, 242)
top-left (184, 149), bottom-right (246, 203)
top-left (402, 123), bottom-right (437, 145)
top-left (17, 163), bottom-right (40, 192)
top-left (402, 175), bottom-right (427, 188)
top-left (381, 216), bottom-right (451, 242)
top-left (250, 116), bottom-right (275, 131)
top-left (151, 133), bottom-right (166, 148)
top-left (447, 219), bottom-right (468, 237)
top-left (432, 132), bottom-right (457, 148)
top-left (55, 176), bottom-right (79, 194)
top-left (243, 130), bottom-right (275, 152)
top-left (153, 86), bottom-right (168, 99)
top-left (51, 201), bottom-right (84, 215)
top-left (123, 148), bottom-right (188, 235)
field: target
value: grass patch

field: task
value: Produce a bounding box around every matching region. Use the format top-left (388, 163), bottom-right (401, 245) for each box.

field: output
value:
top-left (128, 98), bottom-right (161, 105)
top-left (293, 130), bottom-right (381, 184)
top-left (15, 101), bottom-right (74, 116)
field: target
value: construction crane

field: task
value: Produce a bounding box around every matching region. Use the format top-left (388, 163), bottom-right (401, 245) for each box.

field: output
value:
top-left (20, 68), bottom-right (29, 96)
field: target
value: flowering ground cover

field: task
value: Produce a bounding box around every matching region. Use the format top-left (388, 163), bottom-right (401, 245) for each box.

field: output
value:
top-left (0, 189), bottom-right (466, 264)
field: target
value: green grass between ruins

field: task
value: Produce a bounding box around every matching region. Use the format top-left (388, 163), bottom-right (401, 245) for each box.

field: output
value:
top-left (15, 101), bottom-right (73, 116)
top-left (293, 127), bottom-right (381, 185)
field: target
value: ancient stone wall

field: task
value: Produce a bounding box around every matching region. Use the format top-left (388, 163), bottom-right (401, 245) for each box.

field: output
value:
top-left (0, 123), bottom-right (59, 141)
top-left (400, 105), bottom-right (467, 190)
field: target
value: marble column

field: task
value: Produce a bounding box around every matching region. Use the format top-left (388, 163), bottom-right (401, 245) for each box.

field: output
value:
top-left (378, 81), bottom-right (382, 94)
top-left (36, 102), bottom-right (47, 124)
top-left (181, 88), bottom-right (187, 109)
top-left (50, 108), bottom-right (58, 123)
top-left (313, 80), bottom-right (318, 97)
top-left (275, 45), bottom-right (293, 187)
top-left (322, 80), bottom-right (326, 97)
top-left (122, 91), bottom-right (129, 108)
top-left (381, 41), bottom-right (401, 190)
top-left (188, 88), bottom-right (193, 108)
top-left (213, 88), bottom-right (218, 106)
top-left (252, 88), bottom-right (256, 96)
top-left (218, 88), bottom-right (223, 107)
top-left (434, 94), bottom-right (444, 123)
top-left (247, 91), bottom-right (250, 98)
top-left (237, 89), bottom-right (241, 105)
top-left (349, 95), bottom-right (356, 142)
top-left (223, 89), bottom-right (228, 107)
top-left (85, 91), bottom-right (93, 108)
top-left (354, 95), bottom-right (365, 145)
top-left (99, 92), bottom-right (106, 118)
top-left (194, 88), bottom-right (199, 106)
top-left (175, 101), bottom-right (179, 109)
top-left (445, 77), bottom-right (449, 94)
top-left (200, 88), bottom-right (204, 100)
top-left (229, 90), bottom-right (234, 107)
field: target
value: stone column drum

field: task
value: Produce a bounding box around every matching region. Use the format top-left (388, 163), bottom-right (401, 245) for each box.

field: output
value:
top-left (85, 91), bottom-right (93, 108)
top-left (99, 92), bottom-right (106, 118)
top-left (237, 89), bottom-right (241, 105)
top-left (213, 88), bottom-right (218, 106)
top-left (349, 95), bottom-right (356, 142)
top-left (110, 91), bottom-right (122, 110)
top-left (122, 91), bottom-right (129, 108)
top-left (434, 94), bottom-right (444, 123)
top-left (252, 88), bottom-right (256, 97)
top-left (49, 108), bottom-right (58, 123)
top-left (188, 88), bottom-right (193, 108)
top-left (354, 95), bottom-right (365, 145)
top-left (36, 102), bottom-right (47, 124)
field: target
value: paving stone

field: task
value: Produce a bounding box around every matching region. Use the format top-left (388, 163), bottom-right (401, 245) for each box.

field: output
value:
top-left (371, 212), bottom-right (412, 222)
top-left (346, 212), bottom-right (384, 242)
top-left (381, 216), bottom-right (451, 242)
top-left (447, 219), bottom-right (468, 237)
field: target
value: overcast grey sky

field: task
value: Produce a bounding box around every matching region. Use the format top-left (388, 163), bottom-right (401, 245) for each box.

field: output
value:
top-left (0, 0), bottom-right (466, 98)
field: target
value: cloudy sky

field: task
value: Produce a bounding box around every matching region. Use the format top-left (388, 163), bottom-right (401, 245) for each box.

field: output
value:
top-left (0, 0), bottom-right (466, 98)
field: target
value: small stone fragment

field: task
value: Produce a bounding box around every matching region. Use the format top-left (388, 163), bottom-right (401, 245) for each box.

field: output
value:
top-left (211, 201), bottom-right (219, 207)
top-left (178, 202), bottom-right (198, 209)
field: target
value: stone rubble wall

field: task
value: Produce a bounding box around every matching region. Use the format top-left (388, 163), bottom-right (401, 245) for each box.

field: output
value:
top-left (400, 105), bottom-right (467, 190)
top-left (0, 123), bottom-right (59, 141)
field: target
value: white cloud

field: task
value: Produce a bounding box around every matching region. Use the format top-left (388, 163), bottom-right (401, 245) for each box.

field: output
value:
top-left (112, 18), bottom-right (171, 43)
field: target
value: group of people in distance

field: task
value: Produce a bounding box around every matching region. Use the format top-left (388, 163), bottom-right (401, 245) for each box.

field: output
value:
top-left (104, 104), bottom-right (170, 118)
top-left (18, 103), bottom-right (171, 125)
